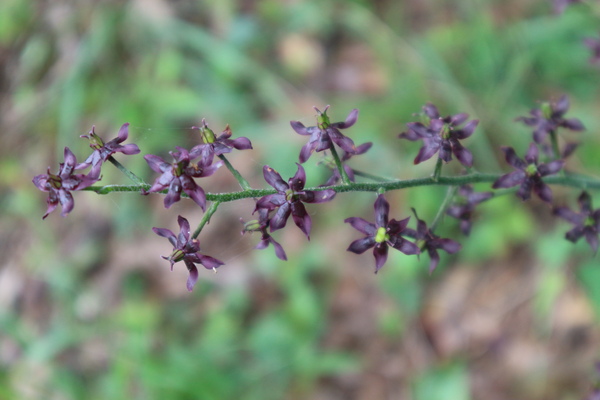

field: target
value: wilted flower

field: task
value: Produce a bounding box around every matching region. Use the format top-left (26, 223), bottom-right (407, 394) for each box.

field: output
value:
top-left (399, 103), bottom-right (478, 167)
top-left (77, 123), bottom-right (140, 169)
top-left (320, 142), bottom-right (372, 186)
top-left (516, 95), bottom-right (584, 144)
top-left (554, 191), bottom-right (600, 254)
top-left (241, 208), bottom-right (287, 260)
top-left (291, 106), bottom-right (358, 163)
top-left (584, 36), bottom-right (600, 66)
top-left (345, 194), bottom-right (420, 272)
top-left (492, 143), bottom-right (564, 203)
top-left (404, 208), bottom-right (461, 274)
top-left (32, 147), bottom-right (101, 219)
top-left (153, 215), bottom-right (224, 291)
top-left (255, 164), bottom-right (336, 239)
top-left (446, 185), bottom-right (493, 236)
top-left (144, 146), bottom-right (222, 210)
top-left (190, 119), bottom-right (252, 164)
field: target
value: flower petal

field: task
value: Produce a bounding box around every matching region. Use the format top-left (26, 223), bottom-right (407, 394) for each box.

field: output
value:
top-left (347, 237), bottom-right (375, 254)
top-left (374, 194), bottom-right (389, 228)
top-left (344, 217), bottom-right (377, 235)
top-left (263, 166), bottom-right (289, 192)
top-left (492, 170), bottom-right (526, 189)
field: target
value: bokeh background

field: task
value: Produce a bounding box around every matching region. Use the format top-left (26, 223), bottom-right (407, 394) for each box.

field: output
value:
top-left (2, 0), bottom-right (600, 399)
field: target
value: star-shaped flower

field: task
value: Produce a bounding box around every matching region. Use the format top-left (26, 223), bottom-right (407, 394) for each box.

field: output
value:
top-left (144, 147), bottom-right (222, 210)
top-left (404, 209), bottom-right (461, 274)
top-left (492, 143), bottom-right (564, 203)
top-left (554, 191), bottom-right (600, 254)
top-left (446, 185), bottom-right (493, 236)
top-left (77, 123), bottom-right (140, 169)
top-left (255, 164), bottom-right (336, 239)
top-left (399, 103), bottom-right (478, 167)
top-left (516, 95), bottom-right (584, 145)
top-left (345, 194), bottom-right (420, 272)
top-left (189, 119), bottom-right (252, 164)
top-left (32, 147), bottom-right (101, 219)
top-left (153, 215), bottom-right (224, 291)
top-left (291, 106), bottom-right (358, 163)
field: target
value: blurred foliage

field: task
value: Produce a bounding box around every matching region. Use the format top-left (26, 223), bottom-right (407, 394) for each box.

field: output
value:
top-left (2, 0), bottom-right (600, 399)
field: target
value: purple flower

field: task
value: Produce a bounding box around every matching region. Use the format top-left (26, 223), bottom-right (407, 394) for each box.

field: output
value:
top-left (32, 147), bottom-right (101, 219)
top-left (77, 123), bottom-right (140, 169)
top-left (399, 103), bottom-right (478, 167)
top-left (320, 142), bottom-right (373, 186)
top-left (291, 106), bottom-right (358, 163)
top-left (345, 194), bottom-right (420, 273)
top-left (446, 185), bottom-right (493, 236)
top-left (144, 147), bottom-right (222, 210)
top-left (404, 209), bottom-right (461, 274)
top-left (584, 35), bottom-right (600, 66)
top-left (255, 164), bottom-right (336, 239)
top-left (190, 119), bottom-right (252, 164)
top-left (516, 95), bottom-right (585, 145)
top-left (153, 215), bottom-right (224, 291)
top-left (241, 208), bottom-right (287, 261)
top-left (554, 191), bottom-right (600, 254)
top-left (492, 143), bottom-right (564, 203)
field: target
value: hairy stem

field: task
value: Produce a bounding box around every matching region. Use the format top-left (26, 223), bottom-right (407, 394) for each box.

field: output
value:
top-left (83, 172), bottom-right (600, 201)
top-left (329, 145), bottom-right (351, 185)
top-left (218, 154), bottom-right (252, 190)
top-left (192, 201), bottom-right (221, 239)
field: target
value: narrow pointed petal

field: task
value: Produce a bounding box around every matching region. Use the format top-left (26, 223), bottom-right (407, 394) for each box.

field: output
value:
top-left (578, 191), bottom-right (593, 213)
top-left (291, 202), bottom-right (311, 239)
top-left (584, 231), bottom-right (599, 254)
top-left (451, 141), bottom-right (473, 167)
top-left (290, 120), bottom-right (311, 135)
top-left (493, 170), bottom-right (526, 189)
top-left (144, 154), bottom-right (170, 173)
top-left (554, 206), bottom-right (584, 225)
top-left (184, 261), bottom-right (199, 292)
top-left (390, 238), bottom-right (420, 255)
top-left (533, 181), bottom-right (553, 203)
top-left (433, 238), bottom-right (462, 254)
top-left (299, 142), bottom-right (316, 163)
top-left (453, 119), bottom-right (478, 139)
top-left (269, 202), bottom-right (291, 231)
top-left (177, 216), bottom-right (191, 241)
top-left (183, 182), bottom-right (206, 211)
top-left (334, 108), bottom-right (359, 129)
top-left (230, 137), bottom-right (253, 150)
top-left (373, 244), bottom-right (389, 272)
top-left (374, 194), bottom-right (389, 227)
top-left (197, 254), bottom-right (225, 270)
top-left (427, 249), bottom-right (440, 274)
top-left (347, 237), bottom-right (375, 254)
top-left (301, 189), bottom-right (336, 204)
top-left (290, 164), bottom-right (306, 191)
top-left (538, 160), bottom-right (564, 176)
top-left (119, 143), bottom-right (141, 155)
top-left (117, 123), bottom-right (130, 141)
top-left (450, 113), bottom-right (469, 126)
top-left (501, 147), bottom-right (526, 170)
top-left (413, 142), bottom-right (440, 164)
top-left (269, 237), bottom-right (288, 260)
top-left (562, 118), bottom-right (585, 131)
top-left (344, 217), bottom-right (377, 235)
top-left (152, 227), bottom-right (177, 246)
top-left (423, 103), bottom-right (440, 119)
top-left (524, 143), bottom-right (539, 164)
top-left (263, 166), bottom-right (289, 192)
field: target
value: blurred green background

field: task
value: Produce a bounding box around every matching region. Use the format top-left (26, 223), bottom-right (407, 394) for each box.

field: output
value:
top-left (2, 0), bottom-right (600, 399)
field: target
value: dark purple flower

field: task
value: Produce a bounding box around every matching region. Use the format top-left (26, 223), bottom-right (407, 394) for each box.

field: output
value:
top-left (291, 106), bottom-right (358, 163)
top-left (77, 123), bottom-right (140, 169)
top-left (190, 119), bottom-right (252, 164)
top-left (404, 209), bottom-right (461, 274)
top-left (144, 147), bottom-right (222, 210)
top-left (584, 36), bottom-right (600, 66)
top-left (554, 191), bottom-right (600, 254)
top-left (516, 95), bottom-right (585, 144)
top-left (399, 103), bottom-right (478, 167)
top-left (255, 164), bottom-right (336, 239)
top-left (153, 215), bottom-right (224, 291)
top-left (345, 194), bottom-right (420, 273)
top-left (32, 147), bottom-right (101, 219)
top-left (492, 143), bottom-right (564, 203)
top-left (320, 142), bottom-right (373, 186)
top-left (446, 185), bottom-right (493, 236)
top-left (552, 0), bottom-right (581, 14)
top-left (241, 208), bottom-right (287, 261)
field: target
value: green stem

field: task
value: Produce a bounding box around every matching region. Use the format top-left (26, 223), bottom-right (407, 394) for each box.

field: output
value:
top-left (549, 129), bottom-right (560, 160)
top-left (84, 172), bottom-right (600, 201)
top-left (351, 169), bottom-right (395, 182)
top-left (433, 158), bottom-right (443, 182)
top-left (430, 186), bottom-right (458, 232)
top-left (218, 154), bottom-right (251, 190)
top-left (192, 201), bottom-right (221, 239)
top-left (330, 145), bottom-right (351, 185)
top-left (108, 156), bottom-right (146, 186)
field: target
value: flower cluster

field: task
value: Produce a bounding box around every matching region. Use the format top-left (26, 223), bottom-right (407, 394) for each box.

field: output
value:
top-left (32, 93), bottom-right (598, 292)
